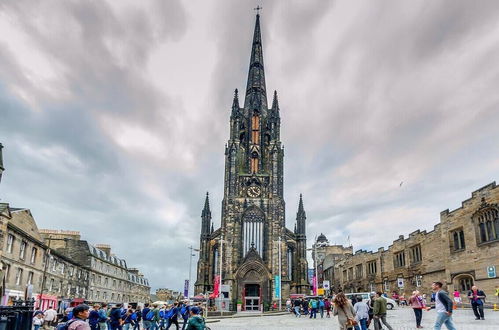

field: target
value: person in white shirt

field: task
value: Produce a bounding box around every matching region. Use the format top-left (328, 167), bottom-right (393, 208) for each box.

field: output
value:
top-left (432, 282), bottom-right (456, 330)
top-left (353, 298), bottom-right (369, 330)
top-left (44, 305), bottom-right (58, 329)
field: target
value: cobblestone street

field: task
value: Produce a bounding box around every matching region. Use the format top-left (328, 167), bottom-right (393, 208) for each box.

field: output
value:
top-left (211, 308), bottom-right (499, 329)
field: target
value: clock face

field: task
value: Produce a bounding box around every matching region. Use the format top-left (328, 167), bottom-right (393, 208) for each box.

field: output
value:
top-left (247, 186), bottom-right (261, 198)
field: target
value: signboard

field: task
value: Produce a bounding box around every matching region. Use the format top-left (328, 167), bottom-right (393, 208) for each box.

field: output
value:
top-left (317, 288), bottom-right (325, 296)
top-left (275, 275), bottom-right (281, 298)
top-left (397, 278), bottom-right (404, 288)
top-left (323, 280), bottom-right (330, 290)
top-left (487, 266), bottom-right (496, 278)
top-left (184, 280), bottom-right (189, 298)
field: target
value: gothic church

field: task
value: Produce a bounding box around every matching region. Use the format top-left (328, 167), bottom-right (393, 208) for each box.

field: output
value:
top-left (195, 13), bottom-right (309, 311)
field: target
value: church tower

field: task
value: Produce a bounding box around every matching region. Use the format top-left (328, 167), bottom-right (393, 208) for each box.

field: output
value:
top-left (195, 12), bottom-right (308, 310)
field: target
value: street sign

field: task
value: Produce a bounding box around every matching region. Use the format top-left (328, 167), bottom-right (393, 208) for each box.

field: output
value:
top-left (487, 266), bottom-right (496, 278)
top-left (397, 278), bottom-right (404, 288)
top-left (323, 280), bottom-right (330, 290)
top-left (317, 288), bottom-right (325, 295)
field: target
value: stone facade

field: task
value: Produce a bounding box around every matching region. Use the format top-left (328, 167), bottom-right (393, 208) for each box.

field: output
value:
top-left (0, 209), bottom-right (150, 308)
top-left (40, 230), bottom-right (150, 304)
top-left (329, 182), bottom-right (499, 300)
top-left (195, 14), bottom-right (308, 311)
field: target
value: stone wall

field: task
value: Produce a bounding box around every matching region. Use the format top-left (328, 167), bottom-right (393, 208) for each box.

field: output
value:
top-left (329, 182), bottom-right (499, 300)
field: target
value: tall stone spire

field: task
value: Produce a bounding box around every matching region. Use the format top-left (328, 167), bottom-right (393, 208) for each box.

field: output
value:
top-left (231, 89), bottom-right (240, 115)
top-left (296, 194), bottom-right (306, 235)
top-left (244, 13), bottom-right (267, 111)
top-left (201, 192), bottom-right (212, 235)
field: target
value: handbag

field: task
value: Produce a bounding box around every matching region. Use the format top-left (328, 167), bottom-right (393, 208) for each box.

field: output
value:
top-left (340, 305), bottom-right (358, 327)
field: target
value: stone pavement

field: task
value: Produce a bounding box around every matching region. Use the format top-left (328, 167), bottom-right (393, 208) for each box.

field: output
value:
top-left (210, 307), bottom-right (499, 329)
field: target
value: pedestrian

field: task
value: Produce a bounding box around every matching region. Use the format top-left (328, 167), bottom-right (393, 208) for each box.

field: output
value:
top-left (166, 302), bottom-right (180, 330)
top-left (44, 305), bottom-right (57, 329)
top-left (366, 293), bottom-right (376, 328)
top-left (109, 304), bottom-right (124, 330)
top-left (467, 285), bottom-right (486, 320)
top-left (123, 309), bottom-right (135, 330)
top-left (353, 298), bottom-right (369, 330)
top-left (431, 281), bottom-right (456, 330)
top-left (324, 298), bottom-right (331, 318)
top-left (98, 304), bottom-right (109, 330)
top-left (309, 297), bottom-right (317, 319)
top-left (452, 289), bottom-right (461, 306)
top-left (185, 307), bottom-right (204, 330)
top-left (180, 301), bottom-right (190, 330)
top-left (302, 298), bottom-right (309, 315)
top-left (33, 311), bottom-right (44, 330)
top-left (89, 305), bottom-right (101, 330)
top-left (373, 292), bottom-right (394, 330)
top-left (293, 299), bottom-right (301, 317)
top-left (318, 298), bottom-right (325, 318)
top-left (286, 298), bottom-right (291, 313)
top-left (142, 304), bottom-right (152, 330)
top-left (409, 290), bottom-right (426, 328)
top-left (150, 304), bottom-right (161, 330)
top-left (332, 292), bottom-right (357, 330)
top-left (392, 292), bottom-right (399, 306)
top-left (68, 304), bottom-right (92, 330)
top-left (133, 307), bottom-right (142, 330)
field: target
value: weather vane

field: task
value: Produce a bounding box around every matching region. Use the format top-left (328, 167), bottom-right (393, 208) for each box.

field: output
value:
top-left (254, 5), bottom-right (262, 15)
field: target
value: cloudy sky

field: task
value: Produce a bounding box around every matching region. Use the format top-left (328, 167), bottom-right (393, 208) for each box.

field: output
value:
top-left (1, 0), bottom-right (499, 292)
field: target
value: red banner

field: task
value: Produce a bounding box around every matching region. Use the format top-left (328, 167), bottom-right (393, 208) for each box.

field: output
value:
top-left (210, 275), bottom-right (220, 298)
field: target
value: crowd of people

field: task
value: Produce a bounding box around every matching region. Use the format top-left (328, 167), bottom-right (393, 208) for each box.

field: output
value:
top-left (32, 301), bottom-right (208, 330)
top-left (285, 282), bottom-right (491, 330)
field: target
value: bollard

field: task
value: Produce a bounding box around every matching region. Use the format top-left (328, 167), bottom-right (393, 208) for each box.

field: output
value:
top-left (493, 303), bottom-right (499, 311)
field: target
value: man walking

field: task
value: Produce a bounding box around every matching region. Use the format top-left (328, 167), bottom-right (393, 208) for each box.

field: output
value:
top-left (373, 292), bottom-right (394, 330)
top-left (43, 304), bottom-right (57, 329)
top-left (309, 298), bottom-right (317, 319)
top-left (293, 299), bottom-right (301, 317)
top-left (467, 285), bottom-right (486, 320)
top-left (432, 281), bottom-right (456, 330)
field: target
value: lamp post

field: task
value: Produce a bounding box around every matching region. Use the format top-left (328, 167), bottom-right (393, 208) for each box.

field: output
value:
top-left (188, 246), bottom-right (199, 299)
top-left (278, 235), bottom-right (282, 311)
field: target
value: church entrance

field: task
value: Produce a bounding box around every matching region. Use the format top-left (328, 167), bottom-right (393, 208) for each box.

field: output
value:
top-left (243, 284), bottom-right (261, 311)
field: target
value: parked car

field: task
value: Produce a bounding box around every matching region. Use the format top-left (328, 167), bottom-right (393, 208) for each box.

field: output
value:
top-left (344, 292), bottom-right (397, 310)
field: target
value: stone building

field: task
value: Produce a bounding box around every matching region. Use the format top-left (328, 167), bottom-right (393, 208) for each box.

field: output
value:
top-left (1, 209), bottom-right (89, 308)
top-left (311, 234), bottom-right (353, 289)
top-left (40, 231), bottom-right (150, 304)
top-left (329, 182), bottom-right (499, 299)
top-left (195, 13), bottom-right (309, 311)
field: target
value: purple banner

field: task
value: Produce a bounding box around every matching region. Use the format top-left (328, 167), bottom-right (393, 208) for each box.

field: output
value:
top-left (184, 279), bottom-right (189, 298)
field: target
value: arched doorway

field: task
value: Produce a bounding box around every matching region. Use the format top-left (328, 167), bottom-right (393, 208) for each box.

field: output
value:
top-left (235, 249), bottom-right (271, 312)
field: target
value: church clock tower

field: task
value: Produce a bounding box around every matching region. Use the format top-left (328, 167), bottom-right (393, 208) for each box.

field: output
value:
top-left (195, 12), bottom-right (309, 310)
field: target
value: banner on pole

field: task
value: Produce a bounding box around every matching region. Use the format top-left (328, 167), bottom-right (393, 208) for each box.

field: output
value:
top-left (312, 276), bottom-right (317, 295)
top-left (323, 280), bottom-right (330, 290)
top-left (275, 275), bottom-right (281, 298)
top-left (209, 275), bottom-right (220, 298)
top-left (184, 280), bottom-right (189, 298)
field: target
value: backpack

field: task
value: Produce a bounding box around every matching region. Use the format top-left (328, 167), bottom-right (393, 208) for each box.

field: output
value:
top-left (159, 310), bottom-right (165, 319)
top-left (131, 313), bottom-right (137, 321)
top-left (311, 300), bottom-right (318, 309)
top-left (180, 306), bottom-right (189, 318)
top-left (145, 310), bottom-right (155, 321)
top-left (166, 308), bottom-right (175, 319)
top-left (56, 319), bottom-right (77, 330)
top-left (319, 300), bottom-right (325, 308)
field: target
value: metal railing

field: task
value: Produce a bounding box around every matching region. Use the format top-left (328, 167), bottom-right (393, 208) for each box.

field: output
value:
top-left (0, 299), bottom-right (35, 330)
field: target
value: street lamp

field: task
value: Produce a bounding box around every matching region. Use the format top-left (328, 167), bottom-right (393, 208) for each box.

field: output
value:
top-left (188, 246), bottom-right (200, 299)
top-left (307, 239), bottom-right (327, 295)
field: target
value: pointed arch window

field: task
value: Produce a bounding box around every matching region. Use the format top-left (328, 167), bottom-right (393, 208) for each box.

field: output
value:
top-left (242, 208), bottom-right (264, 256)
top-left (251, 115), bottom-right (260, 144)
top-left (475, 207), bottom-right (498, 244)
top-left (251, 152), bottom-right (259, 173)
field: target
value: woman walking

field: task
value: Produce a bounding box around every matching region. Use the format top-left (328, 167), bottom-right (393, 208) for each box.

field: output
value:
top-left (333, 292), bottom-right (357, 330)
top-left (409, 290), bottom-right (426, 328)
